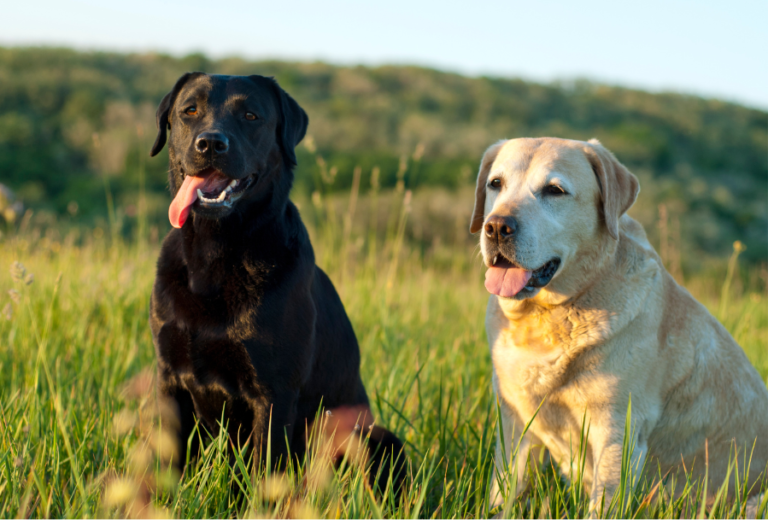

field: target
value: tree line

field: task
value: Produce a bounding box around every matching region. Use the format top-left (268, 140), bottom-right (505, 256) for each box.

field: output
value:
top-left (0, 46), bottom-right (765, 262)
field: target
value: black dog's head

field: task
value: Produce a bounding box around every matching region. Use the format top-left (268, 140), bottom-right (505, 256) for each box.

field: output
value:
top-left (150, 73), bottom-right (308, 228)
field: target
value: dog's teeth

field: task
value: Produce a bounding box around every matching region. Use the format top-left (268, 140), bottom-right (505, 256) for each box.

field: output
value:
top-left (493, 255), bottom-right (498, 266)
top-left (196, 182), bottom-right (236, 204)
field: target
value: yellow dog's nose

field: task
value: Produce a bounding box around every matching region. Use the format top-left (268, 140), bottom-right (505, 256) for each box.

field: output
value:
top-left (484, 214), bottom-right (518, 241)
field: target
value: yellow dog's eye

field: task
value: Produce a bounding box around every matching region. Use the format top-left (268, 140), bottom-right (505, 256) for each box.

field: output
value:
top-left (489, 178), bottom-right (501, 189)
top-left (185, 106), bottom-right (197, 115)
top-left (544, 184), bottom-right (567, 196)
top-left (245, 112), bottom-right (257, 121)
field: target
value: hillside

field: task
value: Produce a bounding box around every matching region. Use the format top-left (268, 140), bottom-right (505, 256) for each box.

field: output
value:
top-left (0, 46), bottom-right (765, 263)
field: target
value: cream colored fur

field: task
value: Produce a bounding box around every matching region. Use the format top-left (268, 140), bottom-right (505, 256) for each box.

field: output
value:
top-left (472, 137), bottom-right (768, 511)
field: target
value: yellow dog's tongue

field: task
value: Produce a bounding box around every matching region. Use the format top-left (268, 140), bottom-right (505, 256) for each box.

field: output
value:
top-left (485, 266), bottom-right (532, 298)
top-left (169, 175), bottom-right (207, 228)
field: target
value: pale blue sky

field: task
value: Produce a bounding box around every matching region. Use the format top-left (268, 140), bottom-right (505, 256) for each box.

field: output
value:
top-left (2, 0), bottom-right (766, 109)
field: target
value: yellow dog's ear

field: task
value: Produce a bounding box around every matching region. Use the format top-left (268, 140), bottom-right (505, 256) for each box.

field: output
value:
top-left (470, 141), bottom-right (506, 233)
top-left (584, 139), bottom-right (640, 240)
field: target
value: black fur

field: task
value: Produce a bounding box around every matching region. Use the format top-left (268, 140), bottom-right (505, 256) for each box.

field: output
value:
top-left (148, 73), bottom-right (405, 493)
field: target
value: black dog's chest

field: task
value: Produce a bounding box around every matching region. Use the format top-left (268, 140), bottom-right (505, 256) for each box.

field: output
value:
top-left (153, 225), bottom-right (315, 399)
top-left (157, 258), bottom-right (267, 390)
top-left (155, 256), bottom-right (302, 442)
top-left (158, 317), bottom-right (257, 396)
top-left (182, 257), bottom-right (268, 321)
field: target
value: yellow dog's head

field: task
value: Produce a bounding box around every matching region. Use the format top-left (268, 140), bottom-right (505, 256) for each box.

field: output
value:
top-left (471, 138), bottom-right (639, 302)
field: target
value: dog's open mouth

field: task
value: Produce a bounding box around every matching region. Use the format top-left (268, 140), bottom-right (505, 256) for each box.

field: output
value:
top-left (169, 168), bottom-right (254, 228)
top-left (484, 254), bottom-right (561, 299)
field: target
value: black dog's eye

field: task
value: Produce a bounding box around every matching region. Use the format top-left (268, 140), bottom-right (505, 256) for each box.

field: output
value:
top-left (488, 178), bottom-right (502, 189)
top-left (245, 112), bottom-right (257, 121)
top-left (185, 106), bottom-right (198, 115)
top-left (543, 184), bottom-right (567, 196)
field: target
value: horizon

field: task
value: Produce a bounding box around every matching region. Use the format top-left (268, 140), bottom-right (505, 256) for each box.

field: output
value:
top-left (2, 0), bottom-right (766, 110)
top-left (3, 44), bottom-right (765, 113)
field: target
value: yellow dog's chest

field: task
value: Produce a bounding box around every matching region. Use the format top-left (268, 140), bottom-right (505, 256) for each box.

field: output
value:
top-left (488, 299), bottom-right (619, 444)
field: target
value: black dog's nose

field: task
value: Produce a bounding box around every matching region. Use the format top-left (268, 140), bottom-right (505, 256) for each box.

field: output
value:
top-left (195, 132), bottom-right (229, 154)
top-left (484, 215), bottom-right (518, 240)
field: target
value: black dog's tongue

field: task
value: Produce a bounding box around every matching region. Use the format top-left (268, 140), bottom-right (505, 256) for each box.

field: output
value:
top-left (168, 171), bottom-right (230, 228)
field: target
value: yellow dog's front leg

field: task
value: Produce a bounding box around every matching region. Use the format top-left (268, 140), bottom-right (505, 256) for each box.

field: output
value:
top-left (589, 431), bottom-right (648, 516)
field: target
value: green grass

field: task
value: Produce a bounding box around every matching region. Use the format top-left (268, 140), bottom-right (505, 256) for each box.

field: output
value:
top-left (0, 185), bottom-right (766, 518)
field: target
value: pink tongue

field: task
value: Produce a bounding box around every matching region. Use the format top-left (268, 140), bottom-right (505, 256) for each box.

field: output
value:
top-left (169, 175), bottom-right (207, 228)
top-left (485, 267), bottom-right (533, 298)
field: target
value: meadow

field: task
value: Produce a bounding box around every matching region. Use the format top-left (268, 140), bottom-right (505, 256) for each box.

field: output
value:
top-left (0, 166), bottom-right (767, 518)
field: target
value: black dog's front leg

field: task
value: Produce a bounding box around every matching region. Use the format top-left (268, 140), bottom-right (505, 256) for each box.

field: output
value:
top-left (165, 383), bottom-right (200, 471)
top-left (251, 388), bottom-right (300, 470)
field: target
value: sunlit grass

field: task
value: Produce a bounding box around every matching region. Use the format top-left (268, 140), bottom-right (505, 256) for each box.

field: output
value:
top-left (0, 182), bottom-right (766, 517)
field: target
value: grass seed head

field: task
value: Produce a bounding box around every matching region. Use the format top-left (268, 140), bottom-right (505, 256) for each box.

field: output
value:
top-left (122, 370), bottom-right (155, 400)
top-left (128, 444), bottom-right (154, 475)
top-left (113, 409), bottom-right (137, 437)
top-left (306, 461), bottom-right (333, 494)
top-left (103, 477), bottom-right (139, 508)
top-left (149, 428), bottom-right (179, 463)
top-left (155, 398), bottom-right (181, 431)
top-left (303, 135), bottom-right (316, 154)
top-left (10, 261), bottom-right (26, 282)
top-left (147, 506), bottom-right (173, 519)
top-left (288, 500), bottom-right (320, 519)
top-left (261, 474), bottom-right (290, 502)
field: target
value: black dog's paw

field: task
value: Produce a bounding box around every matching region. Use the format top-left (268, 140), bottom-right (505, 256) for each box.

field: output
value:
top-left (365, 425), bottom-right (407, 500)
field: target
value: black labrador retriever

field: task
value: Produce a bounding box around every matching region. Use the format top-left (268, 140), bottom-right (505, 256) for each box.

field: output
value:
top-left (148, 72), bottom-right (405, 494)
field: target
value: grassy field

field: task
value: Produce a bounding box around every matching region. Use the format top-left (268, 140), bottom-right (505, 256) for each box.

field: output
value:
top-left (0, 181), bottom-right (766, 518)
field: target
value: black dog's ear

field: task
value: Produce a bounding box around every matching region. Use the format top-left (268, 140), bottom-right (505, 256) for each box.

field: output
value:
top-left (264, 77), bottom-right (308, 167)
top-left (150, 72), bottom-right (203, 157)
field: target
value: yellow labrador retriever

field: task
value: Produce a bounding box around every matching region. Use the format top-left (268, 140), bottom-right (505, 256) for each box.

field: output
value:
top-left (471, 137), bottom-right (768, 510)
